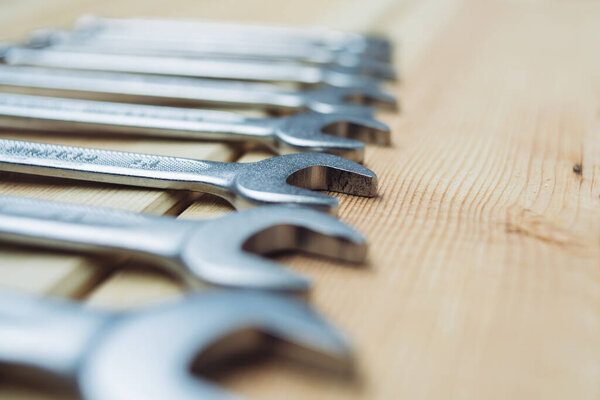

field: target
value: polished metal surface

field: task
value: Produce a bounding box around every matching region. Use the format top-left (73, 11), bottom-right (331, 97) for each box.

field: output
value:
top-left (0, 93), bottom-right (391, 162)
top-left (75, 15), bottom-right (393, 61)
top-left (0, 194), bottom-right (367, 291)
top-left (0, 65), bottom-right (398, 115)
top-left (0, 139), bottom-right (378, 214)
top-left (0, 289), bottom-right (353, 399)
top-left (0, 45), bottom-right (384, 90)
top-left (30, 29), bottom-right (395, 79)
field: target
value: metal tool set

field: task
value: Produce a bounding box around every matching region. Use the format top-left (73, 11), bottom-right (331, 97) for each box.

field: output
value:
top-left (0, 16), bottom-right (396, 399)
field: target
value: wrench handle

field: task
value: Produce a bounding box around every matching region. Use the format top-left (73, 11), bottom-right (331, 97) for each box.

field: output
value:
top-left (0, 194), bottom-right (187, 260)
top-left (36, 29), bottom-right (330, 64)
top-left (0, 65), bottom-right (304, 111)
top-left (0, 138), bottom-right (239, 197)
top-left (0, 92), bottom-right (275, 142)
top-left (75, 15), bottom-right (380, 52)
top-left (2, 46), bottom-right (323, 84)
top-left (0, 288), bottom-right (108, 380)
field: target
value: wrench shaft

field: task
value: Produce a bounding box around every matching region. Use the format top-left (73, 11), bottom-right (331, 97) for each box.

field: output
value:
top-left (0, 93), bottom-right (274, 142)
top-left (32, 30), bottom-right (394, 78)
top-left (0, 66), bottom-right (305, 110)
top-left (76, 16), bottom-right (387, 57)
top-left (2, 46), bottom-right (324, 84)
top-left (0, 288), bottom-right (107, 380)
top-left (0, 194), bottom-right (188, 260)
top-left (0, 139), bottom-right (239, 199)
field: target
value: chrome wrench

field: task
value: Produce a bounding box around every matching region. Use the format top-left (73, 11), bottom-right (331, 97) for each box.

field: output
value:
top-left (30, 29), bottom-right (396, 80)
top-left (0, 289), bottom-right (353, 399)
top-left (76, 15), bottom-right (392, 61)
top-left (0, 45), bottom-right (383, 90)
top-left (0, 93), bottom-right (390, 162)
top-left (0, 139), bottom-right (377, 214)
top-left (0, 194), bottom-right (366, 291)
top-left (0, 65), bottom-right (398, 116)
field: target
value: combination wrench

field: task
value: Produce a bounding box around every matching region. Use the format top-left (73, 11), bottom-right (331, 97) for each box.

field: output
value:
top-left (0, 288), bottom-right (353, 399)
top-left (0, 194), bottom-right (366, 291)
top-left (0, 93), bottom-right (390, 162)
top-left (0, 139), bottom-right (377, 214)
top-left (75, 15), bottom-right (393, 61)
top-left (0, 65), bottom-right (398, 116)
top-left (29, 29), bottom-right (396, 79)
top-left (0, 44), bottom-right (385, 90)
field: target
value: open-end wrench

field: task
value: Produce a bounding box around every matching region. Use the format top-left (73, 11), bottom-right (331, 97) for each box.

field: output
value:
top-left (0, 66), bottom-right (398, 116)
top-left (0, 45), bottom-right (384, 90)
top-left (0, 194), bottom-right (366, 291)
top-left (0, 139), bottom-right (377, 214)
top-left (0, 93), bottom-right (390, 162)
top-left (0, 288), bottom-right (353, 399)
top-left (29, 29), bottom-right (396, 80)
top-left (76, 15), bottom-right (393, 61)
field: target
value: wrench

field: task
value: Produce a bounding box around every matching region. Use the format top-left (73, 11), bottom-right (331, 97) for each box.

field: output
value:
top-left (29, 29), bottom-right (396, 80)
top-left (0, 93), bottom-right (390, 162)
top-left (0, 45), bottom-right (384, 90)
top-left (76, 15), bottom-right (393, 61)
top-left (0, 288), bottom-right (353, 399)
top-left (0, 66), bottom-right (398, 116)
top-left (0, 139), bottom-right (377, 214)
top-left (0, 194), bottom-right (366, 291)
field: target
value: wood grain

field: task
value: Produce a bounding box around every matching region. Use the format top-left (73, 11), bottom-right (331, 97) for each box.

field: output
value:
top-left (2, 0), bottom-right (600, 399)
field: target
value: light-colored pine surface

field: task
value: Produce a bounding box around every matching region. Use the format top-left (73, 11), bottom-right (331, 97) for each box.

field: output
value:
top-left (1, 0), bottom-right (600, 399)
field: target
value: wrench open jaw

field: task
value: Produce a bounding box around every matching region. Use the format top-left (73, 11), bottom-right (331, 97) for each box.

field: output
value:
top-left (231, 152), bottom-right (378, 213)
top-left (304, 85), bottom-right (399, 116)
top-left (0, 289), bottom-right (353, 400)
top-left (0, 93), bottom-right (389, 162)
top-left (0, 139), bottom-right (378, 214)
top-left (270, 113), bottom-right (390, 162)
top-left (0, 195), bottom-right (367, 291)
top-left (180, 206), bottom-right (367, 291)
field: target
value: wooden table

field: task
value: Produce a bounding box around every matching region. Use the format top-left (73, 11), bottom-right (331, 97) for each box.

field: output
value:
top-left (1, 0), bottom-right (599, 398)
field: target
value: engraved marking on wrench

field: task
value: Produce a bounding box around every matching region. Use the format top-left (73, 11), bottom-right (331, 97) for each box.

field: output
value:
top-left (1, 144), bottom-right (99, 162)
top-left (131, 158), bottom-right (161, 169)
